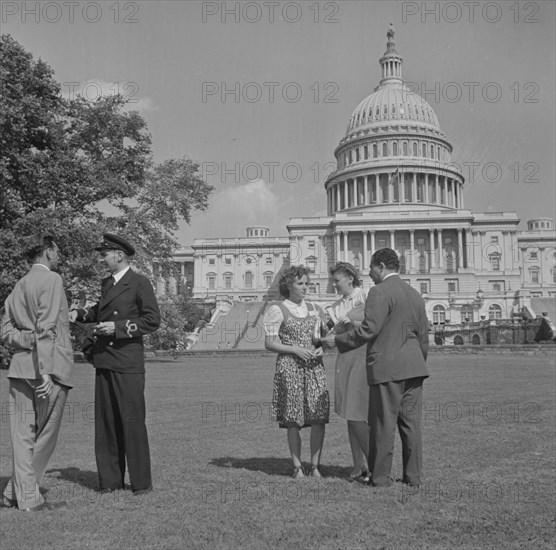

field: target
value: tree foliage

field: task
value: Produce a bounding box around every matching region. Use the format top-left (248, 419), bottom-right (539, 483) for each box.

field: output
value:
top-left (0, 35), bottom-right (213, 349)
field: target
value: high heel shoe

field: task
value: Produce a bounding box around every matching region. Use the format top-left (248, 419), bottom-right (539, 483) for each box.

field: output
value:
top-left (310, 465), bottom-right (322, 478)
top-left (292, 467), bottom-right (305, 479)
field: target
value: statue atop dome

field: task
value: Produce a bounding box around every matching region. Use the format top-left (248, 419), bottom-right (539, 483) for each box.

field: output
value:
top-left (387, 23), bottom-right (395, 40)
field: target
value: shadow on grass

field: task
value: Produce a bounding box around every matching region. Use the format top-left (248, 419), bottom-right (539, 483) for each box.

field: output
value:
top-left (46, 466), bottom-right (98, 490)
top-left (209, 457), bottom-right (350, 479)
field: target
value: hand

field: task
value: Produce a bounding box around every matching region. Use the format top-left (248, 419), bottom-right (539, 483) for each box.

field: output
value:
top-left (320, 333), bottom-right (337, 350)
top-left (68, 310), bottom-right (78, 323)
top-left (293, 347), bottom-right (316, 362)
top-left (95, 322), bottom-right (115, 336)
top-left (314, 347), bottom-right (324, 357)
top-left (36, 375), bottom-right (53, 400)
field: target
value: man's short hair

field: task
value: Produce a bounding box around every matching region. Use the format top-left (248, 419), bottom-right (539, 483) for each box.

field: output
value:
top-left (278, 265), bottom-right (311, 298)
top-left (24, 232), bottom-right (57, 261)
top-left (371, 248), bottom-right (400, 271)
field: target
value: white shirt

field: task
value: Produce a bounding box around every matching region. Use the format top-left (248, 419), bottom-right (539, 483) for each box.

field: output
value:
top-left (263, 300), bottom-right (318, 337)
top-left (112, 266), bottom-right (130, 285)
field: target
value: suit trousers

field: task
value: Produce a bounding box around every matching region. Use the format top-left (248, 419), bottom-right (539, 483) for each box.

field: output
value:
top-left (3, 378), bottom-right (69, 509)
top-left (94, 369), bottom-right (151, 491)
top-left (368, 377), bottom-right (424, 487)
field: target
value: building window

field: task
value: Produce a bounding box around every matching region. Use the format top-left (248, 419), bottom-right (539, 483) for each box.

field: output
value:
top-left (265, 256), bottom-right (273, 264)
top-left (393, 142), bottom-right (398, 156)
top-left (264, 271), bottom-right (273, 287)
top-left (308, 240), bottom-right (315, 249)
top-left (245, 271), bottom-right (253, 288)
top-left (491, 236), bottom-right (498, 243)
top-left (207, 273), bottom-right (216, 290)
top-left (461, 305), bottom-right (473, 323)
top-left (488, 280), bottom-right (504, 292)
top-left (208, 257), bottom-right (215, 265)
top-left (225, 257), bottom-right (232, 265)
top-left (422, 143), bottom-right (427, 157)
top-left (403, 142), bottom-right (408, 156)
top-left (355, 148), bottom-right (360, 162)
top-left (433, 305), bottom-right (446, 324)
top-left (382, 143), bottom-right (388, 157)
top-left (488, 304), bottom-right (502, 319)
top-left (364, 145), bottom-right (368, 159)
top-left (373, 144), bottom-right (378, 158)
top-left (446, 279), bottom-right (458, 293)
top-left (223, 273), bottom-right (233, 290)
top-left (418, 280), bottom-right (430, 294)
top-left (349, 150), bottom-right (353, 164)
top-left (530, 251), bottom-right (537, 260)
top-left (306, 256), bottom-right (316, 273)
top-left (412, 142), bottom-right (418, 156)
top-left (530, 268), bottom-right (539, 284)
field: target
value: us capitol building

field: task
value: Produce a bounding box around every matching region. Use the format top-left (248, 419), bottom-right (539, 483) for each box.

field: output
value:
top-left (163, 28), bottom-right (555, 331)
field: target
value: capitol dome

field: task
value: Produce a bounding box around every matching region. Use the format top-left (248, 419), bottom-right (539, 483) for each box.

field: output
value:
top-left (342, 24), bottom-right (446, 143)
top-left (325, 25), bottom-right (464, 215)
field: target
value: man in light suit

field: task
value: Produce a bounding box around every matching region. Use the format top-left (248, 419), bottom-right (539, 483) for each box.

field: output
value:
top-left (70, 234), bottom-right (160, 494)
top-left (1, 232), bottom-right (74, 511)
top-left (335, 248), bottom-right (429, 487)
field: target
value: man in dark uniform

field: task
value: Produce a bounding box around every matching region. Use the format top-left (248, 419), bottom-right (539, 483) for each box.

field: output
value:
top-left (70, 234), bottom-right (160, 494)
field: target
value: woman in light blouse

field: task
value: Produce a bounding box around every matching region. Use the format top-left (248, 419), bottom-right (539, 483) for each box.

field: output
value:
top-left (264, 266), bottom-right (330, 479)
top-left (325, 262), bottom-right (370, 479)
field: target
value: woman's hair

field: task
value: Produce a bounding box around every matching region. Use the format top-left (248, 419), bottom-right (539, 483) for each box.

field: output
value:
top-left (278, 265), bottom-right (311, 298)
top-left (329, 262), bottom-right (361, 287)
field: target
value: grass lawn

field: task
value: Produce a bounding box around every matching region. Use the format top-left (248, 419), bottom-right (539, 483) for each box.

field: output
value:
top-left (1, 352), bottom-right (555, 549)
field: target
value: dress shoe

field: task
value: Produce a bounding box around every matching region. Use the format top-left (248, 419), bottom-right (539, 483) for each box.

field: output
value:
top-left (132, 487), bottom-right (152, 496)
top-left (292, 467), bottom-right (305, 479)
top-left (98, 486), bottom-right (124, 494)
top-left (20, 501), bottom-right (66, 512)
top-left (1, 496), bottom-right (18, 509)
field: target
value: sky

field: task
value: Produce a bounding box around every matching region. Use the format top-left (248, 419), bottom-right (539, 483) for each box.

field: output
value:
top-left (4, 0), bottom-right (555, 244)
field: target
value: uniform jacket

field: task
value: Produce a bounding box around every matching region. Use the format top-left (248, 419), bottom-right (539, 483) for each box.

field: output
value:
top-left (335, 275), bottom-right (429, 385)
top-left (1, 265), bottom-right (74, 387)
top-left (79, 269), bottom-right (160, 373)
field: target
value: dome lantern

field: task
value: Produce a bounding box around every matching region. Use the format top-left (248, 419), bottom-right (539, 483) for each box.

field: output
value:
top-left (379, 23), bottom-right (403, 85)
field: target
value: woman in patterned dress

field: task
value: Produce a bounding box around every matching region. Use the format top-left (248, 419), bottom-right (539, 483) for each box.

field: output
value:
top-left (264, 266), bottom-right (330, 479)
top-left (324, 263), bottom-right (370, 480)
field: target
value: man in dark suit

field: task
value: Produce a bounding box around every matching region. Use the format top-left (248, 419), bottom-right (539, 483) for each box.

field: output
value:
top-left (70, 234), bottom-right (160, 494)
top-left (335, 248), bottom-right (429, 487)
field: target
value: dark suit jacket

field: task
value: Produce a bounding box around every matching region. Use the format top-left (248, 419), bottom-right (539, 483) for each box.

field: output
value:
top-left (79, 269), bottom-right (160, 373)
top-left (335, 275), bottom-right (429, 385)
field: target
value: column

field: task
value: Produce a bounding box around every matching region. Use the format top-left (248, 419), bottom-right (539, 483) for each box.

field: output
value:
top-left (388, 175), bottom-right (393, 203)
top-left (335, 184), bottom-right (339, 212)
top-left (335, 232), bottom-right (341, 263)
top-left (457, 228), bottom-right (464, 269)
top-left (364, 175), bottom-right (369, 205)
top-left (400, 173), bottom-right (406, 202)
top-left (466, 228), bottom-right (474, 269)
top-left (363, 230), bottom-right (368, 270)
top-left (478, 232), bottom-right (485, 270)
top-left (434, 175), bottom-right (439, 205)
top-left (370, 231), bottom-right (376, 255)
top-left (343, 231), bottom-right (349, 262)
top-left (425, 174), bottom-right (430, 203)
top-left (343, 181), bottom-right (348, 210)
top-left (412, 172), bottom-right (417, 204)
top-left (459, 183), bottom-right (464, 208)
top-left (429, 229), bottom-right (435, 270)
top-left (437, 228), bottom-right (444, 270)
top-left (409, 230), bottom-right (415, 272)
top-left (377, 174), bottom-right (383, 204)
top-left (389, 229), bottom-right (395, 249)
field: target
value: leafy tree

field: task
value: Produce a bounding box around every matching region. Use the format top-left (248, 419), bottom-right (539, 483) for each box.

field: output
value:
top-left (0, 34), bottom-right (213, 353)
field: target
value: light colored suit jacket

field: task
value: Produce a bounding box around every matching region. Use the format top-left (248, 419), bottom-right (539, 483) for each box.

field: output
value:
top-left (1, 264), bottom-right (74, 387)
top-left (335, 275), bottom-right (429, 385)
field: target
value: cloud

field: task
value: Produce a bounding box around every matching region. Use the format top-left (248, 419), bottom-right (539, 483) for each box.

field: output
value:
top-left (180, 179), bottom-right (286, 240)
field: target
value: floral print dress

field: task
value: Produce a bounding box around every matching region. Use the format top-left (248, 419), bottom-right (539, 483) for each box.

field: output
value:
top-left (271, 302), bottom-right (330, 428)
